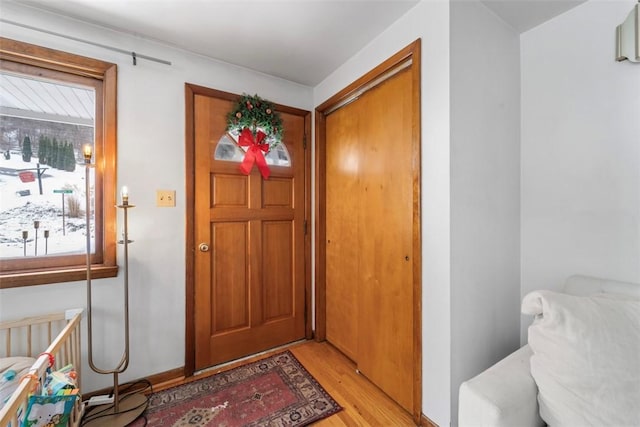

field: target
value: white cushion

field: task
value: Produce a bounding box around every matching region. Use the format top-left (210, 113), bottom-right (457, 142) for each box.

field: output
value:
top-left (522, 291), bottom-right (640, 427)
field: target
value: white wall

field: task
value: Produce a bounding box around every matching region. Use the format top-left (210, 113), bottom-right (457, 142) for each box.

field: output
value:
top-left (450, 1), bottom-right (521, 425)
top-left (0, 1), bottom-right (312, 393)
top-left (314, 1), bottom-right (452, 424)
top-left (520, 0), bottom-right (640, 340)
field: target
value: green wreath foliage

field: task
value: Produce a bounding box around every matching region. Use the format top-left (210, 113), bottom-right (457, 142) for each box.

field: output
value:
top-left (226, 94), bottom-right (283, 150)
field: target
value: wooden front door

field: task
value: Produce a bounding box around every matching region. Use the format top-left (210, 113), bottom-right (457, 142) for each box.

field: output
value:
top-left (187, 86), bottom-right (310, 371)
top-left (316, 41), bottom-right (421, 419)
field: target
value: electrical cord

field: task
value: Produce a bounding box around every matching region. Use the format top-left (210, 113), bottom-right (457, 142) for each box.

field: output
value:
top-left (80, 379), bottom-right (153, 426)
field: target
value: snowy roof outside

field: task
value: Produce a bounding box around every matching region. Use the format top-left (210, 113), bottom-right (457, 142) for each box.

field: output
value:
top-left (0, 71), bottom-right (95, 126)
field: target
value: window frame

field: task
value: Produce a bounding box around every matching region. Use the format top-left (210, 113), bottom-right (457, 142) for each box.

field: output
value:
top-left (0, 37), bottom-right (118, 288)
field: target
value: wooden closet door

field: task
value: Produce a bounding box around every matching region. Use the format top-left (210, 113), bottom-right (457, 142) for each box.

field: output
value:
top-left (356, 68), bottom-right (413, 412)
top-left (325, 100), bottom-right (360, 362)
top-left (325, 66), bottom-right (414, 412)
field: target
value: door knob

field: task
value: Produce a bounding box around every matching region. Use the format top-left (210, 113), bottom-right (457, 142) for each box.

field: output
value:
top-left (199, 243), bottom-right (210, 252)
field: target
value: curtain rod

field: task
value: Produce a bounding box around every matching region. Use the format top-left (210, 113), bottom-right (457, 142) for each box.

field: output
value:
top-left (0, 18), bottom-right (172, 66)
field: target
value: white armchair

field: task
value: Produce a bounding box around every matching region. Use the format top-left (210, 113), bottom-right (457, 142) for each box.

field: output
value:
top-left (458, 275), bottom-right (640, 427)
top-left (459, 344), bottom-right (543, 427)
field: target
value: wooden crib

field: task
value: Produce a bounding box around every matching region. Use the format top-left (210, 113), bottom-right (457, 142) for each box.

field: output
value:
top-left (0, 309), bottom-right (83, 427)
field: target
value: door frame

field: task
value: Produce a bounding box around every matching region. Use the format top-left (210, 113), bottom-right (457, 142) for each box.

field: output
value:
top-left (314, 40), bottom-right (422, 422)
top-left (184, 83), bottom-right (313, 377)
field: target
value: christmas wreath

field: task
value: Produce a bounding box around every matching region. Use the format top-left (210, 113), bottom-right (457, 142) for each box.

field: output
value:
top-left (226, 94), bottom-right (283, 179)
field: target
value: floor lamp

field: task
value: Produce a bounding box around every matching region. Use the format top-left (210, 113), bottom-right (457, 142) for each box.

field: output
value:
top-left (82, 145), bottom-right (147, 426)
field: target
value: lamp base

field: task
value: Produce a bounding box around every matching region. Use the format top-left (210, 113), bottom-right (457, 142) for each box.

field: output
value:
top-left (82, 392), bottom-right (147, 426)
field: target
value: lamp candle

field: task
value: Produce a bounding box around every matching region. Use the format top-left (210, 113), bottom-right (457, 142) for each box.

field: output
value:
top-left (33, 220), bottom-right (39, 256)
top-left (22, 230), bottom-right (28, 257)
top-left (83, 144), bottom-right (93, 163)
top-left (121, 186), bottom-right (129, 205)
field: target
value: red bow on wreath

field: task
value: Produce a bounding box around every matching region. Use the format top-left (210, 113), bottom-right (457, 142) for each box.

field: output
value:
top-left (238, 128), bottom-right (270, 179)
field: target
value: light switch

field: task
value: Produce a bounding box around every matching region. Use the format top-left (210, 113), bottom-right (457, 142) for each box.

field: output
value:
top-left (156, 190), bottom-right (176, 207)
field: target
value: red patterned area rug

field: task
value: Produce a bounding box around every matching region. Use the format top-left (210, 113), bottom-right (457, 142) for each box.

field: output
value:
top-left (132, 351), bottom-right (342, 426)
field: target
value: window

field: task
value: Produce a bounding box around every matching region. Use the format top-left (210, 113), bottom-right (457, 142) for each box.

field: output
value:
top-left (0, 37), bottom-right (118, 288)
top-left (214, 134), bottom-right (291, 166)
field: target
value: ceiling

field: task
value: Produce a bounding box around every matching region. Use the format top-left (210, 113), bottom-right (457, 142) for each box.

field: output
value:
top-left (481, 0), bottom-right (587, 33)
top-left (7, 0), bottom-right (586, 87)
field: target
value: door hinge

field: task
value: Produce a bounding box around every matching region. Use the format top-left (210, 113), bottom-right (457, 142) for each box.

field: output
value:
top-left (303, 133), bottom-right (307, 149)
top-left (304, 220), bottom-right (308, 235)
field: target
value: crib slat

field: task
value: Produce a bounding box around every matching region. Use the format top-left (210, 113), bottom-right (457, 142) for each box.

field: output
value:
top-left (5, 328), bottom-right (11, 356)
top-left (64, 337), bottom-right (70, 367)
top-left (27, 325), bottom-right (32, 357)
top-left (48, 321), bottom-right (53, 346)
top-left (74, 328), bottom-right (82, 390)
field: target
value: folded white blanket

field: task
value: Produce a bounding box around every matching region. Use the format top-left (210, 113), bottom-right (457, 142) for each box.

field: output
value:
top-left (522, 290), bottom-right (640, 427)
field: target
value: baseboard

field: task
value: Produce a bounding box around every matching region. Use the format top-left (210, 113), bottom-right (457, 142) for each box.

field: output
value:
top-left (83, 366), bottom-right (185, 400)
top-left (421, 413), bottom-right (439, 427)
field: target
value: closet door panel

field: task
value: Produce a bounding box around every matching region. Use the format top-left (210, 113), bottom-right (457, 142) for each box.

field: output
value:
top-left (356, 68), bottom-right (414, 412)
top-left (325, 102), bottom-right (360, 362)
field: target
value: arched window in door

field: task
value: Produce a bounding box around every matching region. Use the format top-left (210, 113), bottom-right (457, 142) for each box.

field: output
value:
top-left (214, 134), bottom-right (291, 167)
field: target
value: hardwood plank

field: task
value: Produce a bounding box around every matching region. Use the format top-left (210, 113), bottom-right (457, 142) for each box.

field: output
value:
top-left (291, 342), bottom-right (415, 427)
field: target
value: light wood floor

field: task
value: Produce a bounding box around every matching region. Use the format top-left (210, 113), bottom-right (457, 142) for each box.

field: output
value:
top-left (290, 341), bottom-right (416, 426)
top-left (155, 340), bottom-right (416, 426)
